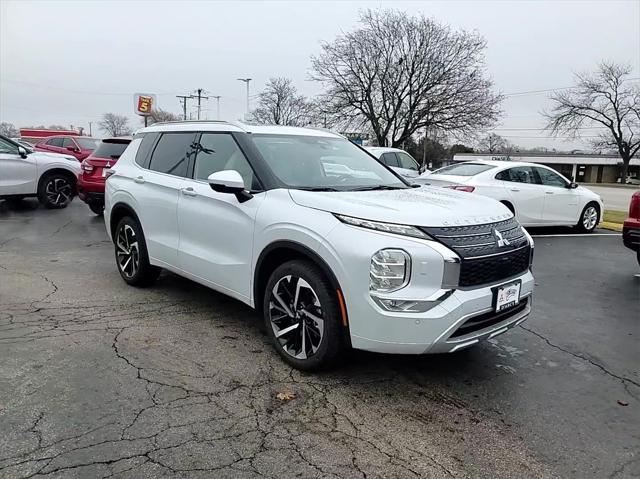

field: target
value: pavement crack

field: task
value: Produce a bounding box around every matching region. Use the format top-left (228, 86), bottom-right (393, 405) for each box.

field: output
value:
top-left (521, 325), bottom-right (640, 397)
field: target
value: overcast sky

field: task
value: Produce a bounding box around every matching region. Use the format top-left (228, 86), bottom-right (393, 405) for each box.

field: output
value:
top-left (1, 0), bottom-right (639, 150)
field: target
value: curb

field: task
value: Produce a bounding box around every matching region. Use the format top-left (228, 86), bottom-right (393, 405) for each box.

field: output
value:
top-left (600, 221), bottom-right (623, 232)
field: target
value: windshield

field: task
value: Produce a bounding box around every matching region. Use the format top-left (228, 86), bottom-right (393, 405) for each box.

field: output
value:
top-left (251, 134), bottom-right (407, 191)
top-left (76, 138), bottom-right (100, 150)
top-left (92, 140), bottom-right (130, 159)
top-left (432, 162), bottom-right (496, 176)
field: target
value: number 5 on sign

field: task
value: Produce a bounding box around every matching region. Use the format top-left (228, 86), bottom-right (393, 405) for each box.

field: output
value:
top-left (133, 93), bottom-right (156, 116)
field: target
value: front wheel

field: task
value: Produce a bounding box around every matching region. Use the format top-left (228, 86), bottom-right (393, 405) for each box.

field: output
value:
top-left (263, 260), bottom-right (346, 371)
top-left (38, 174), bottom-right (74, 208)
top-left (114, 216), bottom-right (161, 286)
top-left (576, 203), bottom-right (600, 233)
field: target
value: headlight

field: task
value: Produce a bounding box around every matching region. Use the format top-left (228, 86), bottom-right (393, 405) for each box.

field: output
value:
top-left (335, 214), bottom-right (429, 240)
top-left (370, 249), bottom-right (410, 292)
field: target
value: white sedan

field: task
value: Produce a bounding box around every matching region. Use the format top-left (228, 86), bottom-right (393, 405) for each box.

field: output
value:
top-left (364, 146), bottom-right (424, 179)
top-left (0, 135), bottom-right (81, 208)
top-left (416, 160), bottom-right (604, 232)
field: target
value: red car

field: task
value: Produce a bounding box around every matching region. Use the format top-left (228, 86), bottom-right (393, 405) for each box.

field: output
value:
top-left (77, 137), bottom-right (131, 215)
top-left (622, 190), bottom-right (640, 266)
top-left (35, 135), bottom-right (100, 161)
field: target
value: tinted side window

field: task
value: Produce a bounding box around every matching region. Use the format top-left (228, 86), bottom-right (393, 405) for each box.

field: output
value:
top-left (535, 167), bottom-right (567, 187)
top-left (0, 137), bottom-right (19, 154)
top-left (194, 133), bottom-right (259, 190)
top-left (61, 138), bottom-right (76, 148)
top-left (47, 138), bottom-right (64, 147)
top-left (381, 152), bottom-right (400, 167)
top-left (397, 152), bottom-right (418, 170)
top-left (135, 132), bottom-right (159, 167)
top-left (148, 133), bottom-right (195, 177)
top-left (496, 167), bottom-right (537, 184)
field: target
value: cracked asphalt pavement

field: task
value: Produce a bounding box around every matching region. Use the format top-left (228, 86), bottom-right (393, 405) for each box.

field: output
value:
top-left (1, 199), bottom-right (638, 478)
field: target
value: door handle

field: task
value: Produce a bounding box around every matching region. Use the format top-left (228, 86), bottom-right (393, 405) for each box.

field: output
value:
top-left (509, 188), bottom-right (520, 192)
top-left (134, 176), bottom-right (145, 184)
top-left (181, 187), bottom-right (197, 197)
top-left (545, 191), bottom-right (554, 195)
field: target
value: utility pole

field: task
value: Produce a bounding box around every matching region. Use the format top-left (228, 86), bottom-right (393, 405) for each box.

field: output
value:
top-left (211, 96), bottom-right (221, 120)
top-left (423, 126), bottom-right (429, 169)
top-left (237, 78), bottom-right (251, 120)
top-left (189, 89), bottom-right (209, 120)
top-left (176, 95), bottom-right (190, 120)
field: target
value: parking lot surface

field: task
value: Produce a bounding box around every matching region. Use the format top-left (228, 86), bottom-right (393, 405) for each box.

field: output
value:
top-left (1, 200), bottom-right (638, 479)
top-left (587, 185), bottom-right (637, 211)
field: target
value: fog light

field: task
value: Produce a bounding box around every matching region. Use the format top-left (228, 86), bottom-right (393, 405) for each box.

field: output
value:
top-left (370, 249), bottom-right (410, 292)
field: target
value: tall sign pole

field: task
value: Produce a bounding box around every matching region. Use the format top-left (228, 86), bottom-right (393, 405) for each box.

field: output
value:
top-left (134, 93), bottom-right (156, 126)
top-left (237, 78), bottom-right (251, 120)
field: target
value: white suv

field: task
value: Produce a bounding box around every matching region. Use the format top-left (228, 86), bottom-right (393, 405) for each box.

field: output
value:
top-left (0, 135), bottom-right (80, 208)
top-left (105, 122), bottom-right (534, 370)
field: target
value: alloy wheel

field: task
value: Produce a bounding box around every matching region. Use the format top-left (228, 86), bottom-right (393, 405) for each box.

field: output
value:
top-left (582, 206), bottom-right (598, 230)
top-left (268, 275), bottom-right (324, 359)
top-left (116, 224), bottom-right (140, 279)
top-left (45, 178), bottom-right (72, 207)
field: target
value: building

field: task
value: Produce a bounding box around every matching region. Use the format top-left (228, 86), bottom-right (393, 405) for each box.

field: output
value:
top-left (452, 152), bottom-right (640, 184)
top-left (18, 128), bottom-right (83, 145)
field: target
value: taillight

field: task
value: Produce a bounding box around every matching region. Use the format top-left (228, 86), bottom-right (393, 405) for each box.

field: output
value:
top-left (629, 193), bottom-right (640, 219)
top-left (81, 161), bottom-right (94, 173)
top-left (445, 185), bottom-right (475, 193)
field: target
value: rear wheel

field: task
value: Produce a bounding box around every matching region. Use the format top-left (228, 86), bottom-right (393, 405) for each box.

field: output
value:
top-left (89, 202), bottom-right (104, 215)
top-left (576, 203), bottom-right (599, 233)
top-left (38, 173), bottom-right (73, 208)
top-left (263, 260), bottom-right (346, 371)
top-left (114, 216), bottom-right (161, 286)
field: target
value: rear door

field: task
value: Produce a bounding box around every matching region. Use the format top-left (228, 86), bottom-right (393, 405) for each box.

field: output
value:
top-left (177, 132), bottom-right (263, 301)
top-left (133, 132), bottom-right (196, 267)
top-left (0, 137), bottom-right (37, 195)
top-left (41, 137), bottom-right (65, 154)
top-left (495, 166), bottom-right (544, 224)
top-left (533, 166), bottom-right (579, 224)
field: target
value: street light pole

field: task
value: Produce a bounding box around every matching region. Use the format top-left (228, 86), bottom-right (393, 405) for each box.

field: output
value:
top-left (237, 78), bottom-right (251, 120)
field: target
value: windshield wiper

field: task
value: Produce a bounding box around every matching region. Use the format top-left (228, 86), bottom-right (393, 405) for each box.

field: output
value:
top-left (350, 185), bottom-right (407, 191)
top-left (296, 187), bottom-right (341, 192)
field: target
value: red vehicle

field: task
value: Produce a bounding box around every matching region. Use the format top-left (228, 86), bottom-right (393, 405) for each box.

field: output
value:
top-left (622, 190), bottom-right (640, 266)
top-left (35, 135), bottom-right (100, 161)
top-left (77, 137), bottom-right (131, 214)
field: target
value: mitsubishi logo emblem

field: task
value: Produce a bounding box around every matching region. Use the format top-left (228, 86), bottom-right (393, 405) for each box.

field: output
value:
top-left (494, 229), bottom-right (510, 247)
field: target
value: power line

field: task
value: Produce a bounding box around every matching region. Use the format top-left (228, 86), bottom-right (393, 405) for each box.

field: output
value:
top-left (504, 77), bottom-right (640, 97)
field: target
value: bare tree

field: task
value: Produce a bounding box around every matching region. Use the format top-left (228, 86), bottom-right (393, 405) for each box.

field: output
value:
top-left (144, 108), bottom-right (181, 125)
top-left (0, 122), bottom-right (19, 137)
top-left (98, 113), bottom-right (132, 136)
top-left (311, 9), bottom-right (502, 147)
top-left (252, 78), bottom-right (312, 126)
top-left (545, 62), bottom-right (640, 181)
top-left (478, 133), bottom-right (508, 153)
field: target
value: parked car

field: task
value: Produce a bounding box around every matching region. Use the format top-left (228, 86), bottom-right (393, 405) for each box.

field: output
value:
top-left (622, 190), bottom-right (640, 266)
top-left (78, 137), bottom-right (131, 215)
top-left (11, 138), bottom-right (37, 150)
top-left (364, 146), bottom-right (424, 179)
top-left (34, 135), bottom-right (100, 161)
top-left (105, 122), bottom-right (534, 370)
top-left (0, 134), bottom-right (80, 208)
top-left (416, 160), bottom-right (604, 232)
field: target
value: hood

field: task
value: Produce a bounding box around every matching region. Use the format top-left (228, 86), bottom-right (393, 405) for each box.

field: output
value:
top-left (32, 151), bottom-right (77, 162)
top-left (289, 186), bottom-right (512, 227)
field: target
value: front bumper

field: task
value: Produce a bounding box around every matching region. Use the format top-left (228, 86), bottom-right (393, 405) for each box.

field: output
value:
top-left (622, 219), bottom-right (640, 252)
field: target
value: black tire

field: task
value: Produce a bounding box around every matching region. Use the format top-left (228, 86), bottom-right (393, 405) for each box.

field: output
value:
top-left (38, 173), bottom-right (74, 209)
top-left (263, 260), bottom-right (346, 371)
top-left (89, 202), bottom-right (104, 215)
top-left (114, 216), bottom-right (161, 286)
top-left (575, 202), bottom-right (600, 233)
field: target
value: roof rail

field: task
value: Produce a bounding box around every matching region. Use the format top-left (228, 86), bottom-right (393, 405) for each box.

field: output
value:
top-left (150, 120), bottom-right (234, 126)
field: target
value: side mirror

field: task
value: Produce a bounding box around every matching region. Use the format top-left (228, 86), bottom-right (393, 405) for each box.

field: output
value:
top-left (67, 146), bottom-right (78, 152)
top-left (17, 146), bottom-right (28, 158)
top-left (207, 170), bottom-right (253, 202)
top-left (568, 182), bottom-right (578, 189)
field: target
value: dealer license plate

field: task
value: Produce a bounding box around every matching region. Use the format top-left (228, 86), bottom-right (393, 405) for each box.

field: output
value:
top-left (495, 281), bottom-right (521, 312)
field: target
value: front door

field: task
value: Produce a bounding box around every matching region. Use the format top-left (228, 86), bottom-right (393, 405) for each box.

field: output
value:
top-left (177, 132), bottom-right (263, 301)
top-left (0, 138), bottom-right (37, 195)
top-left (533, 166), bottom-right (579, 223)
